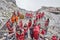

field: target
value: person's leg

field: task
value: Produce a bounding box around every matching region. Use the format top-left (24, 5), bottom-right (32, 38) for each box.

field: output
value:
top-left (25, 32), bottom-right (28, 39)
top-left (30, 34), bottom-right (33, 40)
top-left (26, 32), bottom-right (28, 38)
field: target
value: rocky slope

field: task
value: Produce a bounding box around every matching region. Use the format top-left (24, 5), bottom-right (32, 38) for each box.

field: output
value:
top-left (0, 0), bottom-right (60, 40)
top-left (0, 0), bottom-right (19, 28)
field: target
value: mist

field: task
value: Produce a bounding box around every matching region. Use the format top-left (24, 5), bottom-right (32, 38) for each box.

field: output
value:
top-left (16, 0), bottom-right (60, 11)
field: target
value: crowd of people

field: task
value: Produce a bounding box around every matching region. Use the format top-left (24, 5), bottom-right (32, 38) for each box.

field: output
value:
top-left (5, 11), bottom-right (58, 40)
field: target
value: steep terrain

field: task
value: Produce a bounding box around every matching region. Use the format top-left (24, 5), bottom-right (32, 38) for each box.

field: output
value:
top-left (0, 0), bottom-right (60, 40)
top-left (0, 0), bottom-right (19, 28)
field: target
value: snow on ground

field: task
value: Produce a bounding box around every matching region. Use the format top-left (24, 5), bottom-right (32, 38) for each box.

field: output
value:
top-left (0, 0), bottom-right (60, 40)
top-left (0, 10), bottom-right (60, 40)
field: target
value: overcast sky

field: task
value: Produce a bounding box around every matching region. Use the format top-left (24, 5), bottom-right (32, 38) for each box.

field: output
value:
top-left (16, 0), bottom-right (60, 11)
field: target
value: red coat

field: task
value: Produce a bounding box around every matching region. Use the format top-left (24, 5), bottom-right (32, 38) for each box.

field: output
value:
top-left (24, 28), bottom-right (28, 34)
top-left (38, 14), bottom-right (41, 19)
top-left (38, 24), bottom-right (41, 29)
top-left (45, 19), bottom-right (49, 27)
top-left (7, 26), bottom-right (13, 34)
top-left (19, 20), bottom-right (23, 28)
top-left (36, 14), bottom-right (39, 19)
top-left (6, 22), bottom-right (13, 34)
top-left (33, 26), bottom-right (39, 39)
top-left (40, 12), bottom-right (44, 18)
top-left (25, 13), bottom-right (33, 18)
top-left (52, 35), bottom-right (57, 40)
top-left (16, 32), bottom-right (24, 40)
top-left (36, 12), bottom-right (44, 19)
top-left (33, 19), bottom-right (37, 24)
top-left (41, 29), bottom-right (46, 35)
top-left (28, 21), bottom-right (32, 28)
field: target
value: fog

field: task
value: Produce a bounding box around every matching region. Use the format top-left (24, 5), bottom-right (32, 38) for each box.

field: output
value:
top-left (16, 0), bottom-right (60, 11)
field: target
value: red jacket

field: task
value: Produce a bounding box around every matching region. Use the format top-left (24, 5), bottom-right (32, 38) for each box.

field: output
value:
top-left (52, 35), bottom-right (57, 40)
top-left (24, 27), bottom-right (28, 34)
top-left (33, 19), bottom-right (37, 24)
top-left (36, 12), bottom-right (44, 19)
top-left (41, 29), bottom-right (46, 35)
top-left (16, 32), bottom-right (24, 40)
top-left (25, 13), bottom-right (33, 18)
top-left (19, 20), bottom-right (23, 28)
top-left (33, 26), bottom-right (39, 39)
top-left (45, 19), bottom-right (49, 27)
top-left (28, 21), bottom-right (32, 28)
top-left (6, 22), bottom-right (13, 34)
top-left (36, 14), bottom-right (39, 19)
top-left (40, 12), bottom-right (44, 18)
top-left (38, 24), bottom-right (41, 29)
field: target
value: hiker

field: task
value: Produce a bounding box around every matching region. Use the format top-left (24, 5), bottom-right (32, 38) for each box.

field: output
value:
top-left (33, 25), bottom-right (40, 40)
top-left (36, 13), bottom-right (39, 20)
top-left (40, 12), bottom-right (44, 19)
top-left (33, 18), bottom-right (38, 25)
top-left (51, 35), bottom-right (57, 40)
top-left (16, 29), bottom-right (24, 40)
top-left (6, 21), bottom-right (13, 34)
top-left (38, 23), bottom-right (41, 30)
top-left (11, 11), bottom-right (18, 23)
top-left (19, 20), bottom-right (23, 28)
top-left (45, 18), bottom-right (49, 27)
top-left (24, 24), bottom-right (28, 39)
top-left (41, 29), bottom-right (46, 35)
top-left (28, 19), bottom-right (32, 28)
top-left (30, 24), bottom-right (35, 40)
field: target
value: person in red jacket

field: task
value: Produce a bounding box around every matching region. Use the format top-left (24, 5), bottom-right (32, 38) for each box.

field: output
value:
top-left (16, 29), bottom-right (24, 40)
top-left (30, 24), bottom-right (36, 40)
top-left (6, 21), bottom-right (13, 34)
top-left (28, 19), bottom-right (32, 28)
top-left (40, 12), bottom-right (44, 18)
top-left (45, 18), bottom-right (49, 27)
top-left (41, 29), bottom-right (46, 35)
top-left (36, 14), bottom-right (39, 20)
top-left (24, 24), bottom-right (28, 39)
top-left (33, 25), bottom-right (40, 40)
top-left (38, 23), bottom-right (41, 29)
top-left (38, 12), bottom-right (40, 19)
top-left (33, 18), bottom-right (38, 25)
top-left (19, 20), bottom-right (23, 28)
top-left (51, 35), bottom-right (57, 40)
